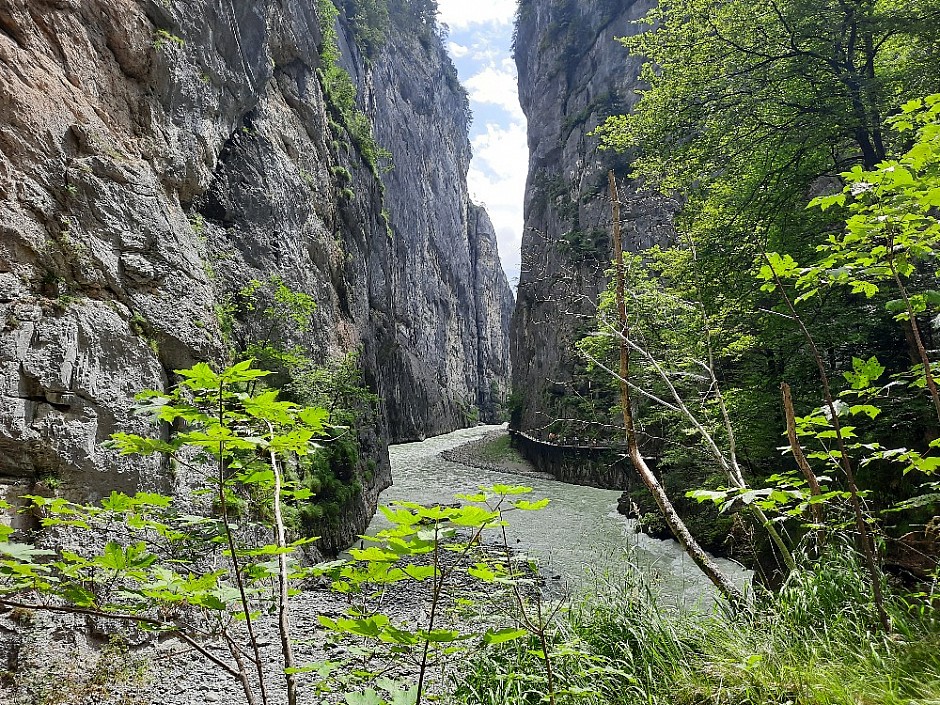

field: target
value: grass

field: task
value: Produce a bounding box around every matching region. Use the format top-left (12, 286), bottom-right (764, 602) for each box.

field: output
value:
top-left (452, 543), bottom-right (940, 705)
top-left (478, 434), bottom-right (526, 464)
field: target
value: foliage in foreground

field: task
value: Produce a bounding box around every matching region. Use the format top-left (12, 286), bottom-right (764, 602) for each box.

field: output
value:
top-left (0, 359), bottom-right (557, 705)
top-left (455, 547), bottom-right (940, 705)
top-left (0, 361), bottom-right (938, 705)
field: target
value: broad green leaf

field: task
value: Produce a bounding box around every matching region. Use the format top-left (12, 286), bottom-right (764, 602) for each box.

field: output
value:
top-left (484, 484), bottom-right (533, 496)
top-left (239, 469), bottom-right (275, 485)
top-left (449, 506), bottom-right (499, 527)
top-left (378, 624), bottom-right (420, 646)
top-left (175, 362), bottom-right (221, 390)
top-left (241, 390), bottom-right (295, 424)
top-left (0, 543), bottom-right (56, 561)
top-left (221, 359), bottom-right (271, 384)
top-left (513, 499), bottom-right (550, 511)
top-left (483, 627), bottom-right (528, 645)
top-left (848, 404), bottom-right (881, 419)
top-left (686, 490), bottom-right (729, 504)
top-left (379, 506), bottom-right (420, 526)
top-left (808, 193), bottom-right (846, 211)
top-left (422, 628), bottom-right (465, 643)
top-left (344, 690), bottom-right (384, 705)
top-left (349, 547), bottom-right (400, 562)
top-left (61, 584), bottom-right (97, 608)
top-left (298, 407), bottom-right (330, 432)
top-left (455, 493), bottom-right (487, 503)
top-left (467, 563), bottom-right (499, 582)
top-left (401, 564), bottom-right (437, 581)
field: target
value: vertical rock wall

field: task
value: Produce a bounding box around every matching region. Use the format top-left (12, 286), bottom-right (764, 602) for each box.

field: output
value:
top-left (353, 11), bottom-right (515, 438)
top-left (510, 0), bottom-right (676, 436)
top-left (0, 0), bottom-right (512, 548)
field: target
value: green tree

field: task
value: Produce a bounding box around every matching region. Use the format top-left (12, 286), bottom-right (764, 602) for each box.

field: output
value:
top-left (593, 0), bottom-right (940, 471)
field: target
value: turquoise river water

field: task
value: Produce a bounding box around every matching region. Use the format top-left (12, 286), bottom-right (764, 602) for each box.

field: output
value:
top-left (367, 424), bottom-right (750, 609)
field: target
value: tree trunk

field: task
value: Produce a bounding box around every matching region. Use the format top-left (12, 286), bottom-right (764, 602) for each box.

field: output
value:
top-left (608, 172), bottom-right (745, 607)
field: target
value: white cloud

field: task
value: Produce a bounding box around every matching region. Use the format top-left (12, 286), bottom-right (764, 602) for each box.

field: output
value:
top-left (467, 121), bottom-right (528, 286)
top-left (464, 59), bottom-right (524, 121)
top-left (448, 41), bottom-right (469, 58)
top-left (440, 12), bottom-right (526, 285)
top-left (438, 0), bottom-right (517, 29)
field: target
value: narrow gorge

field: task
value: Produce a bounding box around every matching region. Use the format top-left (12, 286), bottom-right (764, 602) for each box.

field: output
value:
top-left (2, 0), bottom-right (940, 702)
top-left (0, 0), bottom-right (512, 553)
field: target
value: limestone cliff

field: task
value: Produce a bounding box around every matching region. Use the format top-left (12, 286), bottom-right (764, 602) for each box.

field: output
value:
top-left (0, 0), bottom-right (511, 550)
top-left (510, 0), bottom-right (676, 437)
top-left (348, 9), bottom-right (515, 437)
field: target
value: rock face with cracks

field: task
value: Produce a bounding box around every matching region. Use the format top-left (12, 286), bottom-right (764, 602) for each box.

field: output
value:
top-left (510, 0), bottom-right (677, 439)
top-left (0, 0), bottom-right (512, 552)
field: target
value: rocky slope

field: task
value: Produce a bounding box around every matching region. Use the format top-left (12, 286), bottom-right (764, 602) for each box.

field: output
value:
top-left (0, 0), bottom-right (512, 549)
top-left (510, 0), bottom-right (676, 437)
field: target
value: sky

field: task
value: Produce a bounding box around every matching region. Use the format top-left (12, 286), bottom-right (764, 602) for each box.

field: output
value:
top-left (437, 1), bottom-right (526, 288)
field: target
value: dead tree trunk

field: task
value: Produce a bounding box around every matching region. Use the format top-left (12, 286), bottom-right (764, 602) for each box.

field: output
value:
top-left (608, 171), bottom-right (745, 607)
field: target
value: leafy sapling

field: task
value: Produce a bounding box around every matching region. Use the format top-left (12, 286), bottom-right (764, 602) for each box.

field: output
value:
top-left (316, 485), bottom-right (550, 705)
top-left (0, 360), bottom-right (330, 705)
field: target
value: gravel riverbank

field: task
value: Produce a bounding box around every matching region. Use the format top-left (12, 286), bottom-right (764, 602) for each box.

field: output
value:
top-left (438, 428), bottom-right (552, 481)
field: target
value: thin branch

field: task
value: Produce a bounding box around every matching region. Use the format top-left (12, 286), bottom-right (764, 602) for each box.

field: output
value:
top-left (266, 422), bottom-right (298, 705)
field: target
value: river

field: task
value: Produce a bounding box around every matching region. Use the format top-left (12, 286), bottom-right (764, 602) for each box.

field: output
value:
top-left (368, 424), bottom-right (750, 609)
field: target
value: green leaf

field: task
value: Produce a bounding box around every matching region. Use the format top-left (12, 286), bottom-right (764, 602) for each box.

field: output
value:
top-left (298, 407), bottom-right (330, 433)
top-left (809, 192), bottom-right (846, 211)
top-left (241, 390), bottom-right (295, 424)
top-left (467, 563), bottom-right (499, 582)
top-left (449, 506), bottom-right (499, 527)
top-left (483, 484), bottom-right (533, 496)
top-left (239, 469), bottom-right (275, 485)
top-left (848, 405), bottom-right (881, 420)
top-left (221, 359), bottom-right (271, 384)
top-left (401, 564), bottom-right (437, 581)
top-left (0, 543), bottom-right (56, 561)
top-left (379, 506), bottom-right (420, 526)
top-left (378, 624), bottom-right (420, 646)
top-left (191, 592), bottom-right (228, 611)
top-left (759, 252), bottom-right (800, 281)
top-left (61, 584), bottom-right (97, 607)
top-left (344, 690), bottom-right (384, 705)
top-left (909, 456), bottom-right (940, 474)
top-left (686, 489), bottom-right (729, 504)
top-left (108, 433), bottom-right (180, 457)
top-left (513, 499), bottom-right (550, 511)
top-left (376, 681), bottom-right (417, 705)
top-left (349, 547), bottom-right (400, 562)
top-left (483, 627), bottom-right (528, 645)
top-left (175, 362), bottom-right (221, 390)
top-left (885, 493), bottom-right (940, 512)
top-left (327, 615), bottom-right (390, 638)
top-left (455, 493), bottom-right (487, 503)
top-left (423, 628), bottom-right (464, 643)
